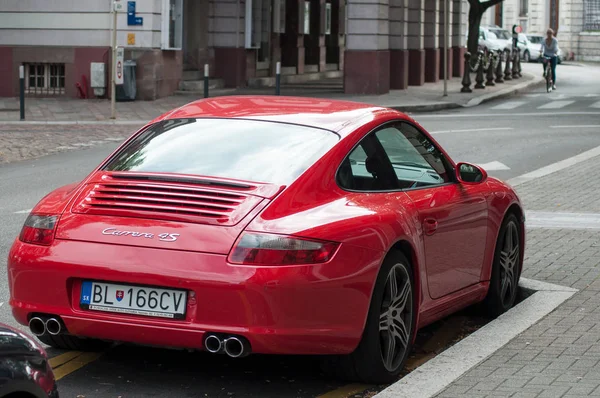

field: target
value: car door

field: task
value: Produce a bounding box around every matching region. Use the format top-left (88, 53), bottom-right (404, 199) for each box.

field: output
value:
top-left (372, 122), bottom-right (489, 300)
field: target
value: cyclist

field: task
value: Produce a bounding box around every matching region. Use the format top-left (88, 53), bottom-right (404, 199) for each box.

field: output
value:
top-left (540, 28), bottom-right (559, 90)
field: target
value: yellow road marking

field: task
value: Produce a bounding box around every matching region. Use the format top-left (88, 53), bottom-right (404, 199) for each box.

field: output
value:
top-left (316, 383), bottom-right (371, 398)
top-left (51, 351), bottom-right (104, 380)
top-left (48, 351), bottom-right (83, 368)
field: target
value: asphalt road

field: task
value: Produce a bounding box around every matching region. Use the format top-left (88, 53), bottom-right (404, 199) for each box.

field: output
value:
top-left (0, 61), bottom-right (599, 397)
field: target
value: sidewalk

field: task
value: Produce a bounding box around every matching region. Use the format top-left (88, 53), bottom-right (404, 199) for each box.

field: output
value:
top-left (0, 63), bottom-right (542, 124)
top-left (429, 150), bottom-right (600, 397)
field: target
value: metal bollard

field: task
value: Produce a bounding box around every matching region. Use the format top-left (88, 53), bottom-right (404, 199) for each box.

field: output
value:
top-left (486, 52), bottom-right (496, 86)
top-left (495, 50), bottom-right (504, 83)
top-left (512, 50), bottom-right (519, 78)
top-left (204, 64), bottom-right (209, 98)
top-left (474, 51), bottom-right (485, 89)
top-left (19, 65), bottom-right (24, 121)
top-left (460, 52), bottom-right (472, 93)
top-left (504, 50), bottom-right (512, 80)
top-left (275, 61), bottom-right (281, 96)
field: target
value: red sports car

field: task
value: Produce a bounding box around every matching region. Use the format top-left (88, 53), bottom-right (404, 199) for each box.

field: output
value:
top-left (8, 96), bottom-right (524, 384)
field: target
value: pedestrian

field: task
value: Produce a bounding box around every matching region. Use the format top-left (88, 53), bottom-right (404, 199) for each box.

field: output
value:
top-left (540, 28), bottom-right (559, 90)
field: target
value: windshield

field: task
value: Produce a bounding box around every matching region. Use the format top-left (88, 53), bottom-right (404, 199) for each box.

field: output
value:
top-left (102, 118), bottom-right (339, 185)
top-left (490, 29), bottom-right (510, 40)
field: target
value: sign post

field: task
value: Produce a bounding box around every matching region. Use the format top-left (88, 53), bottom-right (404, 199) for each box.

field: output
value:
top-left (111, 0), bottom-right (123, 119)
top-left (443, 0), bottom-right (449, 96)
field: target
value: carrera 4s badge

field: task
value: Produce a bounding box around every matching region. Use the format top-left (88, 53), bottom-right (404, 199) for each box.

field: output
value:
top-left (102, 228), bottom-right (180, 242)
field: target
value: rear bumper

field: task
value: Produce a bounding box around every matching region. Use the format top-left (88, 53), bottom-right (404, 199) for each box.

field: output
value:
top-left (8, 238), bottom-right (383, 355)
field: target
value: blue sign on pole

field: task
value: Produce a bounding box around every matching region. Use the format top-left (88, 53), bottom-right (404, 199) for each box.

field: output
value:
top-left (127, 1), bottom-right (143, 26)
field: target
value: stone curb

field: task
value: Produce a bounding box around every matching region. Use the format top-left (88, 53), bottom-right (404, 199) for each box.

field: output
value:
top-left (0, 73), bottom-right (543, 124)
top-left (373, 277), bottom-right (578, 398)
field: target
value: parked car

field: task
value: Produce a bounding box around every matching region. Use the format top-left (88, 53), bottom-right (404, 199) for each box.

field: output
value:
top-left (0, 323), bottom-right (58, 398)
top-left (467, 25), bottom-right (513, 60)
top-left (8, 96), bottom-right (525, 384)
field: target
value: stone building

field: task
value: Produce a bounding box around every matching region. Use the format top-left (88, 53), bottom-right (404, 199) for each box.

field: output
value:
top-left (0, 0), bottom-right (470, 99)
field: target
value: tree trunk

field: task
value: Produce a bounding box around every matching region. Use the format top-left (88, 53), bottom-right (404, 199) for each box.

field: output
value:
top-left (467, 3), bottom-right (483, 57)
top-left (467, 0), bottom-right (505, 57)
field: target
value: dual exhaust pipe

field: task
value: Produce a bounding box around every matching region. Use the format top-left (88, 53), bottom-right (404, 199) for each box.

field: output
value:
top-left (204, 334), bottom-right (250, 358)
top-left (29, 316), bottom-right (63, 337)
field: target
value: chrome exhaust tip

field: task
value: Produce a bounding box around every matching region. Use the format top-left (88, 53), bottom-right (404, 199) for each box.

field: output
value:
top-left (223, 336), bottom-right (248, 358)
top-left (29, 317), bottom-right (46, 336)
top-left (45, 318), bottom-right (62, 336)
top-left (204, 334), bottom-right (223, 353)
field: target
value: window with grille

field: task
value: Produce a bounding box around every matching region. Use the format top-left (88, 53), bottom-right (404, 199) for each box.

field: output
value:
top-left (24, 63), bottom-right (65, 95)
top-left (519, 0), bottom-right (528, 17)
top-left (584, 0), bottom-right (600, 31)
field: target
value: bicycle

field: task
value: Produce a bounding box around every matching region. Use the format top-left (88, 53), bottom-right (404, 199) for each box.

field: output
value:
top-left (542, 55), bottom-right (554, 93)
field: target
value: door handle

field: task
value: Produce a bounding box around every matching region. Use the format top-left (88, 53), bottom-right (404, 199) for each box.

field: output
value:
top-left (423, 218), bottom-right (438, 235)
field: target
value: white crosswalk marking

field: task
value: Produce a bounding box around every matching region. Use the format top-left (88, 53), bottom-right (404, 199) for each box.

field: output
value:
top-left (537, 100), bottom-right (575, 109)
top-left (591, 101), bottom-right (600, 109)
top-left (490, 101), bottom-right (526, 110)
top-left (478, 161), bottom-right (510, 171)
top-left (524, 94), bottom-right (541, 98)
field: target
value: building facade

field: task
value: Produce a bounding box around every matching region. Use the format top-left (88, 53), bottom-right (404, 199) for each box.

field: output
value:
top-left (0, 0), bottom-right (470, 99)
top-left (483, 0), bottom-right (600, 61)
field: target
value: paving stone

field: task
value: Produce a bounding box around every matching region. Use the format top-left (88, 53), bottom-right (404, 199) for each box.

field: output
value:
top-left (0, 125), bottom-right (139, 164)
top-left (434, 153), bottom-right (600, 398)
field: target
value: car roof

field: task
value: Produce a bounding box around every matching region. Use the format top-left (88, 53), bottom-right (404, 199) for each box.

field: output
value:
top-left (151, 95), bottom-right (402, 135)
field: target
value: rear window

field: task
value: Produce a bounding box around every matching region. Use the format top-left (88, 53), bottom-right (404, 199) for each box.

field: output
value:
top-left (102, 118), bottom-right (339, 185)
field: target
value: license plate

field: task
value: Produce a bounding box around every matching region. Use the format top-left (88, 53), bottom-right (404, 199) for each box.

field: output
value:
top-left (80, 281), bottom-right (187, 319)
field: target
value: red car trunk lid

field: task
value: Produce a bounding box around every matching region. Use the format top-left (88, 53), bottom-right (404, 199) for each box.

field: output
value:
top-left (54, 172), bottom-right (282, 253)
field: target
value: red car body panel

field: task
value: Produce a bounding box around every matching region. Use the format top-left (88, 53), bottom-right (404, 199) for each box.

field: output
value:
top-left (7, 96), bottom-right (525, 355)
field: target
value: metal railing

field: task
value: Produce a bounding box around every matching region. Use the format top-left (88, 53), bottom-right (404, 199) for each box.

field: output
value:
top-left (23, 63), bottom-right (66, 96)
top-left (584, 0), bottom-right (600, 31)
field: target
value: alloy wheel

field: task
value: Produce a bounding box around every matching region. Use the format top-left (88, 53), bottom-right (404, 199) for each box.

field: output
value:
top-left (499, 221), bottom-right (520, 308)
top-left (378, 264), bottom-right (412, 372)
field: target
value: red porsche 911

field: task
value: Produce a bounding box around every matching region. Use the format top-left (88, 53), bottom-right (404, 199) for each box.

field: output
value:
top-left (7, 96), bottom-right (524, 384)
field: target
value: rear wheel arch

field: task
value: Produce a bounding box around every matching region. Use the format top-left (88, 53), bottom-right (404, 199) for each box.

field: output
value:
top-left (359, 239), bottom-right (421, 334)
top-left (389, 240), bottom-right (421, 304)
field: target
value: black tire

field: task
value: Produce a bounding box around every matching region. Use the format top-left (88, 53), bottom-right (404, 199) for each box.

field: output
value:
top-left (36, 333), bottom-right (110, 351)
top-left (523, 50), bottom-right (530, 63)
top-left (483, 213), bottom-right (522, 318)
top-left (322, 251), bottom-right (416, 384)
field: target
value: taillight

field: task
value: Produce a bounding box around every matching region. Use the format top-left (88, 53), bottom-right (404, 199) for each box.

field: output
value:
top-left (228, 232), bottom-right (340, 266)
top-left (19, 214), bottom-right (59, 246)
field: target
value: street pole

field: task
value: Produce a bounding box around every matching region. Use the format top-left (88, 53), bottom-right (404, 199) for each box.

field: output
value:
top-left (19, 65), bottom-right (24, 121)
top-left (443, 0), bottom-right (448, 96)
top-left (110, 2), bottom-right (117, 119)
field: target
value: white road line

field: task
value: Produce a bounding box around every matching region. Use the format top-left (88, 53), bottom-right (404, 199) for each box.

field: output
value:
top-left (430, 127), bottom-right (513, 134)
top-left (14, 209), bottom-right (32, 214)
top-left (416, 112), bottom-right (600, 118)
top-left (524, 94), bottom-right (541, 98)
top-left (549, 125), bottom-right (600, 129)
top-left (507, 144), bottom-right (600, 187)
top-left (477, 161), bottom-right (510, 171)
top-left (489, 101), bottom-right (526, 110)
top-left (537, 100), bottom-right (575, 109)
top-left (525, 211), bottom-right (600, 229)
top-left (591, 101), bottom-right (600, 108)
top-left (585, 94), bottom-right (600, 98)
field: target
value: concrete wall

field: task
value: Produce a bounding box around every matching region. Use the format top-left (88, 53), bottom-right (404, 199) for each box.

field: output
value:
top-left (0, 0), bottom-right (162, 49)
top-left (0, 0), bottom-right (182, 99)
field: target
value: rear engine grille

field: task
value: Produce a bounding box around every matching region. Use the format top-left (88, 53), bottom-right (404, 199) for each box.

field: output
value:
top-left (72, 182), bottom-right (261, 225)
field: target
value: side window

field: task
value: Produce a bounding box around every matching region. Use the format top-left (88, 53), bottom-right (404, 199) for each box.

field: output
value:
top-left (374, 123), bottom-right (452, 189)
top-left (337, 135), bottom-right (399, 191)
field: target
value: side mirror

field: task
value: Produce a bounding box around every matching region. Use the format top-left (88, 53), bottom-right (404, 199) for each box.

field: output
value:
top-left (456, 162), bottom-right (488, 184)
